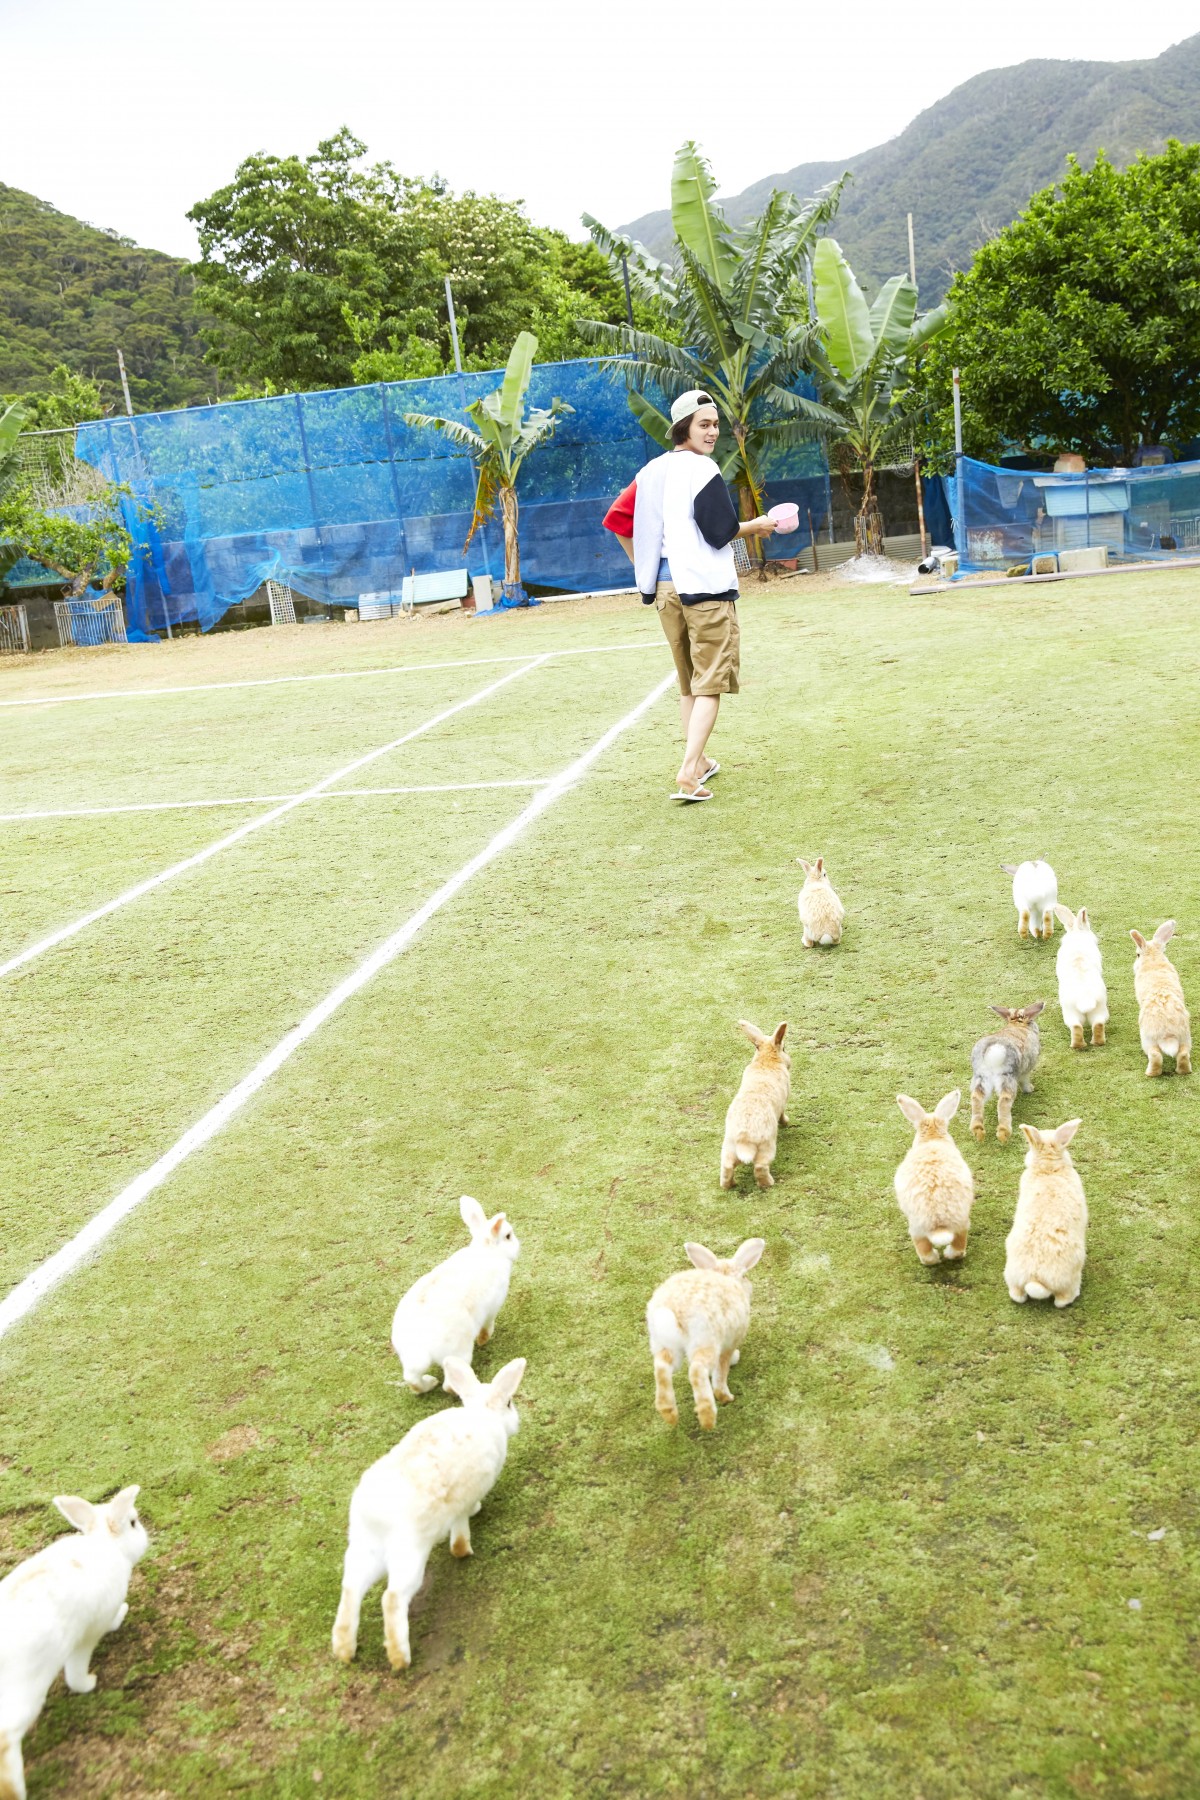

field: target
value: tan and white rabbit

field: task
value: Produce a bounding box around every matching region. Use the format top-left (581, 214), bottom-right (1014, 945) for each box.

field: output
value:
top-left (1005, 1120), bottom-right (1087, 1307)
top-left (646, 1239), bottom-right (765, 1431)
top-left (1130, 921), bottom-right (1192, 1077)
top-left (0, 1488), bottom-right (147, 1800)
top-left (720, 1021), bottom-right (790, 1190)
top-left (391, 1195), bottom-right (520, 1393)
top-left (969, 1002), bottom-right (1045, 1143)
top-left (1053, 905), bottom-right (1109, 1048)
top-left (797, 857), bottom-right (845, 947)
top-left (331, 1357), bottom-right (525, 1672)
top-left (1001, 859), bottom-right (1058, 940)
top-left (894, 1091), bottom-right (975, 1264)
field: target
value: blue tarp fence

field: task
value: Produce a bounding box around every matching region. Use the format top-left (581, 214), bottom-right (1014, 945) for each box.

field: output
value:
top-left (75, 359), bottom-right (831, 635)
top-left (945, 454), bottom-right (1200, 569)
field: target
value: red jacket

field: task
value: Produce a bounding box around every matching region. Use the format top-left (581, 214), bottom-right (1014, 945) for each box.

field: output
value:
top-left (602, 481), bottom-right (636, 536)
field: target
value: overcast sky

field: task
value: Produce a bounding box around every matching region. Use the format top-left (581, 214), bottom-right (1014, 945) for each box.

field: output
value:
top-left (3, 0), bottom-right (1198, 259)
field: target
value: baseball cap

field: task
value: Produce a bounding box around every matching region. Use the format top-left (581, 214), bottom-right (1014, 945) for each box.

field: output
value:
top-left (669, 389), bottom-right (717, 425)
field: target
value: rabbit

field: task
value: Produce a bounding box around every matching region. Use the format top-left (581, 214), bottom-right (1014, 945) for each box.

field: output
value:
top-left (720, 1021), bottom-right (790, 1190)
top-left (894, 1090), bottom-right (975, 1264)
top-left (646, 1238), bottom-right (765, 1431)
top-left (1005, 1120), bottom-right (1087, 1307)
top-left (391, 1195), bottom-right (520, 1394)
top-left (0, 1487), bottom-right (147, 1800)
top-left (1000, 859), bottom-right (1058, 940)
top-left (969, 1001), bottom-right (1045, 1143)
top-left (1130, 921), bottom-right (1192, 1077)
top-left (797, 856), bottom-right (845, 947)
top-left (1053, 905), bottom-right (1109, 1048)
top-left (331, 1356), bottom-right (525, 1671)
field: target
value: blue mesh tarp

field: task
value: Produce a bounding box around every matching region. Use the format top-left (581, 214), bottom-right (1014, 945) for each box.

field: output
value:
top-left (946, 454), bottom-right (1200, 569)
top-left (75, 360), bottom-right (831, 635)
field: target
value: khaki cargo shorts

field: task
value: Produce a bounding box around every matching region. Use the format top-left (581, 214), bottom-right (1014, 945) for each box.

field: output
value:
top-left (655, 583), bottom-right (740, 696)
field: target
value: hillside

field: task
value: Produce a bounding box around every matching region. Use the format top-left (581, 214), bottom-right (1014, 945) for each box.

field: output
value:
top-left (619, 34), bottom-right (1200, 299)
top-left (0, 183), bottom-right (223, 414)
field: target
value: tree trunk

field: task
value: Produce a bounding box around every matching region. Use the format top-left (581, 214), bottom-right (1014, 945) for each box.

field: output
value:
top-left (854, 462), bottom-right (885, 557)
top-left (499, 485), bottom-right (525, 604)
top-left (733, 428), bottom-right (768, 582)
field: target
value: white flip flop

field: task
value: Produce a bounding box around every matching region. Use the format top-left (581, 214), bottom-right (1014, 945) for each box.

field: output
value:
top-left (702, 760), bottom-right (721, 780)
top-left (670, 784), bottom-right (714, 803)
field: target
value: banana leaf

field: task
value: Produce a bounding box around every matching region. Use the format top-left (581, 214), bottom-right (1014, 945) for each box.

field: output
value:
top-left (813, 238), bottom-right (874, 382)
top-left (626, 390), bottom-right (671, 450)
top-left (868, 275), bottom-right (919, 359)
top-left (671, 142), bottom-right (735, 291)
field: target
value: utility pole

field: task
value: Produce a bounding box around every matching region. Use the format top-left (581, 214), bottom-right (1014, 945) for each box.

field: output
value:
top-left (906, 213), bottom-right (917, 288)
top-left (116, 348), bottom-right (134, 417)
top-left (953, 366), bottom-right (965, 559)
top-left (444, 275), bottom-right (464, 375)
top-left (620, 255), bottom-right (634, 328)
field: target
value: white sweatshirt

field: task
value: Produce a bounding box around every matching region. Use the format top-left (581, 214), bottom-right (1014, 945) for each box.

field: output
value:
top-left (633, 449), bottom-right (741, 603)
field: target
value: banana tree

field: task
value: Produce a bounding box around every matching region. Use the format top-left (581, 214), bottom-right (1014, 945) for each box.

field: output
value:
top-left (809, 238), bottom-right (948, 556)
top-left (0, 402), bottom-right (28, 583)
top-left (581, 144), bottom-right (846, 525)
top-left (404, 331), bottom-right (572, 605)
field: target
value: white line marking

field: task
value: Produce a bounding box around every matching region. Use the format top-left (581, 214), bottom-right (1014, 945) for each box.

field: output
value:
top-left (0, 780), bottom-right (550, 822)
top-left (0, 658), bottom-right (549, 980)
top-left (0, 669), bottom-right (675, 1341)
top-left (0, 641), bottom-right (662, 710)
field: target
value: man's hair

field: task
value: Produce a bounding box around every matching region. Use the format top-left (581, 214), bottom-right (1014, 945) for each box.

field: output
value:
top-left (670, 393), bottom-right (716, 446)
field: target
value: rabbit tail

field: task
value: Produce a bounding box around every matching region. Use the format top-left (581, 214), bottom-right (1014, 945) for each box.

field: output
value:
top-left (0, 1730), bottom-right (25, 1800)
top-left (734, 1137), bottom-right (757, 1164)
top-left (1161, 1037), bottom-right (1180, 1058)
top-left (1025, 1281), bottom-right (1052, 1301)
top-left (928, 1231), bottom-right (954, 1249)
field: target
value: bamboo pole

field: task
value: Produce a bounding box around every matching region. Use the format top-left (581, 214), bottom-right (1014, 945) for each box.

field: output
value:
top-left (914, 458), bottom-right (928, 560)
top-left (807, 508), bottom-right (820, 573)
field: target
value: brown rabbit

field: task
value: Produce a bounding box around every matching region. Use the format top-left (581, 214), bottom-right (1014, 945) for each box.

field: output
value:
top-left (646, 1239), bottom-right (764, 1430)
top-left (1130, 921), bottom-right (1192, 1076)
top-left (719, 1021), bottom-right (790, 1190)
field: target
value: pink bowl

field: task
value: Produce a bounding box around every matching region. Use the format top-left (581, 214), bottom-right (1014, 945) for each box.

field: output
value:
top-left (768, 502), bottom-right (800, 533)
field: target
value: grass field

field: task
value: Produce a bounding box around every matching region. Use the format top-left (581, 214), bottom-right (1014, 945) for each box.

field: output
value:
top-left (2, 573), bottom-right (1199, 1800)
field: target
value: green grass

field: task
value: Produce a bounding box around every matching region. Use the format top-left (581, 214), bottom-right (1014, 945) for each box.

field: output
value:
top-left (2, 578), bottom-right (1198, 1799)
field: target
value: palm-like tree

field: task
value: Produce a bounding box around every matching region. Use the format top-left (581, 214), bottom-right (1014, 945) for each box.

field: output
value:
top-left (405, 331), bottom-right (572, 605)
top-left (808, 238), bottom-right (948, 556)
top-left (0, 401), bottom-right (28, 584)
top-left (581, 144), bottom-right (846, 521)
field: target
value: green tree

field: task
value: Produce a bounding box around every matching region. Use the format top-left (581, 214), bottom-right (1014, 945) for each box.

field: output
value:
top-left (911, 142), bottom-right (1200, 469)
top-left (808, 240), bottom-right (947, 554)
top-left (0, 400), bottom-right (28, 582)
top-left (2, 366), bottom-right (106, 431)
top-left (0, 477), bottom-right (141, 600)
top-left (404, 332), bottom-right (572, 604)
top-left (580, 143), bottom-right (844, 523)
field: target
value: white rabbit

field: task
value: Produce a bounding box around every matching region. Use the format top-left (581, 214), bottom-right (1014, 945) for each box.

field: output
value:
top-left (646, 1239), bottom-right (764, 1431)
top-left (797, 856), bottom-right (845, 947)
top-left (893, 1091), bottom-right (975, 1264)
top-left (0, 1487), bottom-right (147, 1800)
top-left (1000, 860), bottom-right (1058, 941)
top-left (1005, 1120), bottom-right (1087, 1307)
top-left (391, 1196), bottom-right (520, 1393)
top-left (331, 1356), bottom-right (525, 1671)
top-left (1053, 905), bottom-right (1109, 1048)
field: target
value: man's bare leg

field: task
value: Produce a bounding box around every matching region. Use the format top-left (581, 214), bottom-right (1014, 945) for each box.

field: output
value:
top-left (679, 695), bottom-right (720, 790)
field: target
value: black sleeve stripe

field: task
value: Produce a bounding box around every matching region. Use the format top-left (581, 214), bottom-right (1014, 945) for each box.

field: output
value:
top-left (693, 472), bottom-right (741, 549)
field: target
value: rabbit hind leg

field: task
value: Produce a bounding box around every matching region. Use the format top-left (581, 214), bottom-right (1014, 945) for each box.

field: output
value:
top-left (943, 1230), bottom-right (968, 1261)
top-left (654, 1347), bottom-right (679, 1425)
top-left (969, 1085), bottom-right (986, 1142)
top-left (63, 1643), bottom-right (100, 1695)
top-left (689, 1346), bottom-right (718, 1430)
top-left (382, 1545), bottom-right (427, 1672)
top-left (913, 1235), bottom-right (941, 1266)
top-left (996, 1084), bottom-right (1015, 1144)
top-left (1091, 1020), bottom-right (1106, 1046)
top-left (1019, 910), bottom-right (1031, 938)
top-left (449, 1518), bottom-right (472, 1558)
top-left (714, 1348), bottom-right (735, 1404)
top-left (1042, 910), bottom-right (1054, 939)
top-left (332, 1538), bottom-right (386, 1664)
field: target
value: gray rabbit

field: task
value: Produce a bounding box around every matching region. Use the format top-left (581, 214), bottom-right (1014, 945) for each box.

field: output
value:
top-left (969, 1002), bottom-right (1045, 1143)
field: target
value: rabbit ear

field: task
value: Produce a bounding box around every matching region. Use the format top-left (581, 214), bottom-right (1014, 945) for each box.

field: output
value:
top-left (1154, 920), bottom-right (1177, 946)
top-left (1024, 1001), bottom-right (1046, 1019)
top-left (797, 858), bottom-right (812, 873)
top-left (737, 1020), bottom-right (766, 1048)
top-left (815, 857), bottom-right (824, 875)
top-left (1019, 1123), bottom-right (1042, 1148)
top-left (934, 1090), bottom-right (961, 1123)
top-left (106, 1487), bottom-right (141, 1534)
top-left (459, 1195), bottom-right (487, 1234)
top-left (772, 1022), bottom-right (788, 1047)
top-left (999, 863), bottom-right (1018, 875)
top-left (54, 1495), bottom-right (97, 1534)
top-left (487, 1358), bottom-right (527, 1407)
top-left (1054, 1119), bottom-right (1082, 1147)
top-left (443, 1357), bottom-right (482, 1401)
top-left (1078, 907), bottom-right (1090, 929)
top-left (988, 1004), bottom-right (1013, 1020)
top-left (1131, 929), bottom-right (1147, 949)
top-left (1053, 905), bottom-right (1077, 931)
top-left (896, 1095), bottom-right (926, 1127)
top-left (488, 1212), bottom-right (508, 1240)
top-left (732, 1237), bottom-right (766, 1273)
top-left (684, 1241), bottom-right (720, 1271)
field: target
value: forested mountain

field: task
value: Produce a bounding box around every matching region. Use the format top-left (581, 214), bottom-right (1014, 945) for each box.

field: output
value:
top-left (619, 34), bottom-right (1200, 299)
top-left (0, 183), bottom-right (222, 413)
